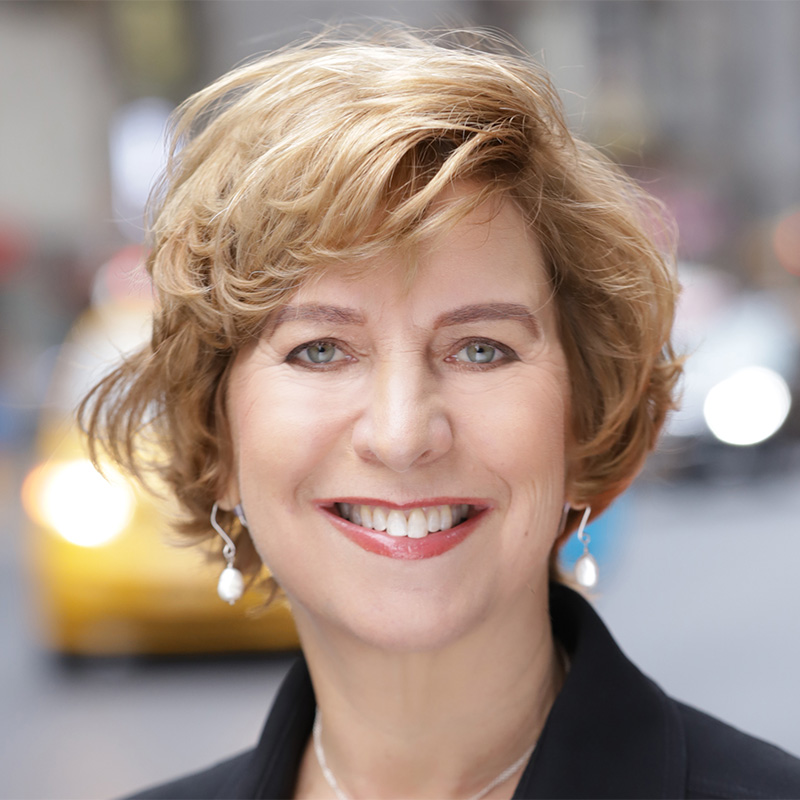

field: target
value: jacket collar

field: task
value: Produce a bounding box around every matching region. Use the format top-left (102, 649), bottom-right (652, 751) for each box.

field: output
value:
top-left (237, 584), bottom-right (687, 799)
top-left (514, 583), bottom-right (686, 798)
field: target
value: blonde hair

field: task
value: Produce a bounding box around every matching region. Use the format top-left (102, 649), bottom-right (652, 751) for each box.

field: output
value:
top-left (81, 27), bottom-right (682, 584)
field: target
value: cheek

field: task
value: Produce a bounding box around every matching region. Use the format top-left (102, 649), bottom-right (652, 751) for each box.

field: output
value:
top-left (456, 372), bottom-right (569, 475)
top-left (230, 372), bottom-right (355, 512)
top-left (228, 380), bottom-right (328, 577)
top-left (459, 373), bottom-right (570, 551)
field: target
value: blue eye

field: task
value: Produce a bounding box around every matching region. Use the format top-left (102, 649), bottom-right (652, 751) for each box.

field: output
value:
top-left (455, 341), bottom-right (502, 364)
top-left (301, 342), bottom-right (338, 363)
top-left (449, 339), bottom-right (518, 367)
top-left (305, 342), bottom-right (337, 363)
top-left (288, 340), bottom-right (348, 366)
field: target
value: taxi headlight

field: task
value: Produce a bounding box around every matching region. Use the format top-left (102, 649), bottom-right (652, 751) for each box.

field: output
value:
top-left (22, 459), bottom-right (136, 547)
top-left (703, 366), bottom-right (792, 446)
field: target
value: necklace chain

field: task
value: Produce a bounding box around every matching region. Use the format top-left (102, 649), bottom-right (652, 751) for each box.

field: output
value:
top-left (312, 709), bottom-right (535, 800)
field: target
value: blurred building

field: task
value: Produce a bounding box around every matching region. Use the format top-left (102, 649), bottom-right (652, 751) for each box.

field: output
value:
top-left (1, 0), bottom-right (798, 458)
top-left (1, 6), bottom-right (799, 797)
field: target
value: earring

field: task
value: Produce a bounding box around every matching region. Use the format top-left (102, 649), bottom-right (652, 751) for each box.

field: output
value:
top-left (573, 506), bottom-right (598, 588)
top-left (210, 502), bottom-right (245, 604)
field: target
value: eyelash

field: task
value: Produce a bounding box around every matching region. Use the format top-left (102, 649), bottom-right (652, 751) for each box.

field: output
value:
top-left (285, 339), bottom-right (353, 369)
top-left (446, 338), bottom-right (519, 369)
top-left (285, 338), bottom-right (519, 370)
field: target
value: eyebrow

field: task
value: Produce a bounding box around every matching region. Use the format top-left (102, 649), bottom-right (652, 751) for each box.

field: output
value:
top-left (268, 301), bottom-right (540, 337)
top-left (433, 303), bottom-right (541, 337)
top-left (267, 304), bottom-right (366, 334)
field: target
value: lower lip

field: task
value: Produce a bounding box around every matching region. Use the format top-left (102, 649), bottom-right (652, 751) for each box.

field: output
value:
top-left (318, 506), bottom-right (486, 560)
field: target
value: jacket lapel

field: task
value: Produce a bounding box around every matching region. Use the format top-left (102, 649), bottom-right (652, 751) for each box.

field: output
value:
top-left (514, 584), bottom-right (687, 799)
top-left (230, 657), bottom-right (316, 799)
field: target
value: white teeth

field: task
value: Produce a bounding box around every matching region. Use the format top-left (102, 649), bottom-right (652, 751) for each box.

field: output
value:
top-left (336, 502), bottom-right (472, 538)
top-left (372, 506), bottom-right (387, 531)
top-left (360, 505), bottom-right (373, 528)
top-left (407, 508), bottom-right (427, 539)
top-left (386, 509), bottom-right (408, 537)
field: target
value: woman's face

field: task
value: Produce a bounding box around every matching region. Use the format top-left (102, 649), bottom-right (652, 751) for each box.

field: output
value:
top-left (224, 189), bottom-right (574, 651)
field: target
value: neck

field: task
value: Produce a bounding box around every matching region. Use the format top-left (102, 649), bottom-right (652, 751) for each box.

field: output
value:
top-left (292, 585), bottom-right (562, 800)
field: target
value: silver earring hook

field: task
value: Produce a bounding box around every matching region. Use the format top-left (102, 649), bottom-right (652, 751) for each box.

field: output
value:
top-left (210, 501), bottom-right (237, 567)
top-left (576, 506), bottom-right (592, 548)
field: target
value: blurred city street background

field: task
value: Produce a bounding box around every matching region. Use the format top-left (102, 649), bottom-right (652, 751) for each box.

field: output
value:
top-left (1, 2), bottom-right (799, 798)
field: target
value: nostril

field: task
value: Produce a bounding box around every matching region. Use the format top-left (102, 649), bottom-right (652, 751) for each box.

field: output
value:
top-left (350, 382), bottom-right (454, 472)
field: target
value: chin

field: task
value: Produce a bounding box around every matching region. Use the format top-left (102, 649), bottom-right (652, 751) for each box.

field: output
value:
top-left (357, 611), bottom-right (482, 654)
top-left (289, 579), bottom-right (495, 655)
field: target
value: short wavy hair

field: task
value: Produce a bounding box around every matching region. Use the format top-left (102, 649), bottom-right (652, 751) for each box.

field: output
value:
top-left (81, 27), bottom-right (682, 585)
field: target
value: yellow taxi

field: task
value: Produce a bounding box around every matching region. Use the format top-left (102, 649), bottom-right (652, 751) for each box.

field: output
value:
top-left (21, 247), bottom-right (299, 656)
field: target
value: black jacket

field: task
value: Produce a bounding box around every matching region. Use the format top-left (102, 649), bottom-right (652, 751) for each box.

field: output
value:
top-left (131, 585), bottom-right (800, 799)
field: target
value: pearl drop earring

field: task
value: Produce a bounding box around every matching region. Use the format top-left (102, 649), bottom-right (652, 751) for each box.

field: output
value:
top-left (573, 506), bottom-right (598, 588)
top-left (210, 501), bottom-right (245, 604)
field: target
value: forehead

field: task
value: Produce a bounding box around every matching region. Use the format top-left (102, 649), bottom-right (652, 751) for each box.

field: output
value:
top-left (290, 191), bottom-right (552, 314)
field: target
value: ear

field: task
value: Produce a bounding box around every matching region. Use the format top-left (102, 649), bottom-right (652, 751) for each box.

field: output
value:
top-left (214, 403), bottom-right (241, 512)
top-left (561, 459), bottom-right (589, 539)
top-left (563, 460), bottom-right (584, 512)
top-left (216, 466), bottom-right (241, 512)
top-left (562, 421), bottom-right (585, 501)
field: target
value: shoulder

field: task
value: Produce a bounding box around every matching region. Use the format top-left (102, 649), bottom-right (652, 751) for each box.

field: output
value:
top-left (540, 585), bottom-right (800, 799)
top-left (678, 702), bottom-right (800, 799)
top-left (123, 749), bottom-right (254, 800)
top-left (121, 656), bottom-right (315, 800)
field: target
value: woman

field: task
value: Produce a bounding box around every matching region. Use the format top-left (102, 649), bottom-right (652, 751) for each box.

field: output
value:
top-left (82, 27), bottom-right (800, 800)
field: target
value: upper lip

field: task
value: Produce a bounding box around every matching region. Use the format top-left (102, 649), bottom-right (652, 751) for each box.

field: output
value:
top-left (315, 497), bottom-right (492, 510)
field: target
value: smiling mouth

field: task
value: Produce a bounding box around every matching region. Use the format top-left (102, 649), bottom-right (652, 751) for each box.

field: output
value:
top-left (333, 502), bottom-right (475, 539)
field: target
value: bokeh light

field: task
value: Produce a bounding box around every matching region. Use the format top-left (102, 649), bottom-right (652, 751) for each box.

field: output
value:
top-left (22, 459), bottom-right (135, 547)
top-left (703, 366), bottom-right (792, 446)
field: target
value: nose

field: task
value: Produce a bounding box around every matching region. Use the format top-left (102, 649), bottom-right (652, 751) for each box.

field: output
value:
top-left (351, 358), bottom-right (453, 472)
